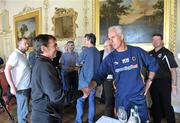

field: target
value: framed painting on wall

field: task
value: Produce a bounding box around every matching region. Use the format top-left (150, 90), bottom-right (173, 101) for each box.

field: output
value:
top-left (93, 0), bottom-right (177, 52)
top-left (52, 8), bottom-right (78, 41)
top-left (14, 8), bottom-right (41, 48)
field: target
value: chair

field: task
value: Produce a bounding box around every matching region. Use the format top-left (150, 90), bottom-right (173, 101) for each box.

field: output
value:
top-left (0, 86), bottom-right (15, 123)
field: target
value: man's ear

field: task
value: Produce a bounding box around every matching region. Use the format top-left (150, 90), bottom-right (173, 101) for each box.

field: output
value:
top-left (40, 45), bottom-right (47, 53)
top-left (120, 34), bottom-right (124, 40)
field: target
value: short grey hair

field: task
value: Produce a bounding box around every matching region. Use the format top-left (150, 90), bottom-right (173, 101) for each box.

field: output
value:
top-left (108, 25), bottom-right (124, 35)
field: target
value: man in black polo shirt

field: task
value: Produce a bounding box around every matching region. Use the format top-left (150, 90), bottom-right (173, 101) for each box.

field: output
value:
top-left (149, 33), bottom-right (178, 123)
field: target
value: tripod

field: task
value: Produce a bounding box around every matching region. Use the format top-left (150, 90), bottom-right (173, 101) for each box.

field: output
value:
top-left (0, 97), bottom-right (15, 123)
top-left (0, 86), bottom-right (15, 123)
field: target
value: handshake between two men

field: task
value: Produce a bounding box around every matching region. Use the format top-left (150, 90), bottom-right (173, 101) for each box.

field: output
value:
top-left (80, 78), bottom-right (153, 99)
top-left (80, 80), bottom-right (97, 99)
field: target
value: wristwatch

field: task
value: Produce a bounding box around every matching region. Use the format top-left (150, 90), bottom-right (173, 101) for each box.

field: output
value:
top-left (147, 77), bottom-right (153, 82)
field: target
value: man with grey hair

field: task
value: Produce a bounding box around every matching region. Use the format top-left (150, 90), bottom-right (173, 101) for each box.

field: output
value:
top-left (82, 25), bottom-right (159, 122)
top-left (31, 34), bottom-right (64, 123)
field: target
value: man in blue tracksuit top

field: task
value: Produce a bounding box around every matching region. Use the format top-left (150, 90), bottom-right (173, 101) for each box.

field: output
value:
top-left (75, 33), bottom-right (100, 123)
top-left (82, 25), bottom-right (159, 123)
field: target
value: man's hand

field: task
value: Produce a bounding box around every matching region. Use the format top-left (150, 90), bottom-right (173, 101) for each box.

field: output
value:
top-left (144, 79), bottom-right (152, 96)
top-left (80, 80), bottom-right (97, 99)
top-left (81, 87), bottom-right (90, 99)
top-left (172, 86), bottom-right (178, 96)
top-left (74, 66), bottom-right (79, 71)
top-left (66, 67), bottom-right (74, 72)
top-left (10, 86), bottom-right (17, 95)
top-left (89, 80), bottom-right (97, 90)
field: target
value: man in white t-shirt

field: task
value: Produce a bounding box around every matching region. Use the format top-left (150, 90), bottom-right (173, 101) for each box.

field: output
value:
top-left (5, 37), bottom-right (31, 123)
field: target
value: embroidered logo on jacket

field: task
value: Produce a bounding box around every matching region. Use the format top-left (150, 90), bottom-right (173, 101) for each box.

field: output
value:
top-left (158, 53), bottom-right (162, 58)
top-left (132, 56), bottom-right (136, 61)
top-left (115, 64), bottom-right (138, 73)
top-left (122, 58), bottom-right (129, 64)
top-left (114, 61), bottom-right (119, 65)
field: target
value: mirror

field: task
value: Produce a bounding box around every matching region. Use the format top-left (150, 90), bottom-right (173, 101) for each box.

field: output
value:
top-left (52, 8), bottom-right (78, 41)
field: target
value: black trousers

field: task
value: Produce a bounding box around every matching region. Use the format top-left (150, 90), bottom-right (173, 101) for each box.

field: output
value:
top-left (64, 71), bottom-right (78, 105)
top-left (103, 79), bottom-right (114, 117)
top-left (150, 78), bottom-right (175, 123)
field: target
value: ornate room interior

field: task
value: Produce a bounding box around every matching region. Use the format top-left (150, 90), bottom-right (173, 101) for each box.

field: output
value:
top-left (0, 0), bottom-right (180, 122)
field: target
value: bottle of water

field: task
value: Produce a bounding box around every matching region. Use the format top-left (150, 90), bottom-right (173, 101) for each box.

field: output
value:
top-left (134, 105), bottom-right (141, 123)
top-left (127, 109), bottom-right (139, 123)
top-left (117, 106), bottom-right (127, 123)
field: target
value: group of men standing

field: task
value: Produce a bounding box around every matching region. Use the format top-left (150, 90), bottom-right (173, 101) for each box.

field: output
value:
top-left (3, 25), bottom-right (178, 123)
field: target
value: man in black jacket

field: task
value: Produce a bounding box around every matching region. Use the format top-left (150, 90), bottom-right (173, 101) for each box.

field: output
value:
top-left (31, 34), bottom-right (64, 123)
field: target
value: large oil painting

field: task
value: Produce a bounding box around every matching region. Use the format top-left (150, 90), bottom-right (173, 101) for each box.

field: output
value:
top-left (16, 18), bottom-right (35, 46)
top-left (99, 0), bottom-right (163, 44)
top-left (93, 0), bottom-right (177, 52)
top-left (14, 8), bottom-right (41, 47)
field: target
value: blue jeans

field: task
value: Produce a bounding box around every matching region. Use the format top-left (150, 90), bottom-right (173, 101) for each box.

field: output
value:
top-left (16, 89), bottom-right (30, 123)
top-left (75, 88), bottom-right (96, 123)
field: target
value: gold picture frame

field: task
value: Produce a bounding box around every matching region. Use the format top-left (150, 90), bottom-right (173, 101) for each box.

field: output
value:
top-left (14, 8), bottom-right (42, 48)
top-left (93, 0), bottom-right (177, 52)
top-left (52, 8), bottom-right (78, 41)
